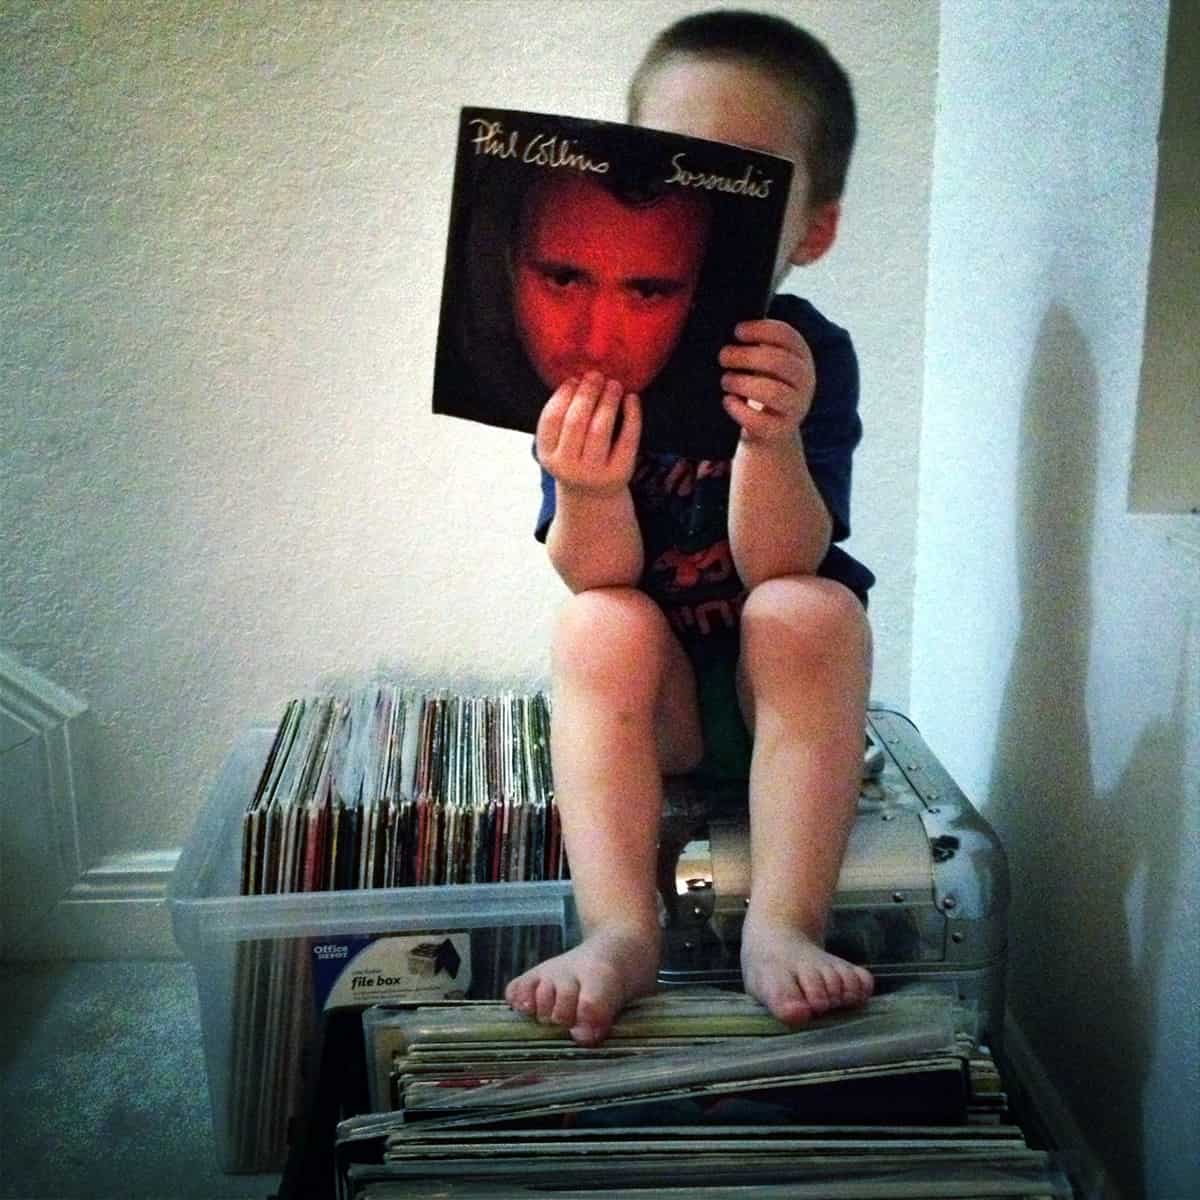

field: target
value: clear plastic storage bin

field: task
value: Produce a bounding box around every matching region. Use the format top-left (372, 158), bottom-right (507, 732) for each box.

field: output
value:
top-left (168, 728), bottom-right (576, 1172)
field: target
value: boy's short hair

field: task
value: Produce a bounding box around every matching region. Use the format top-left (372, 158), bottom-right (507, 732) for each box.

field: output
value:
top-left (627, 9), bottom-right (856, 208)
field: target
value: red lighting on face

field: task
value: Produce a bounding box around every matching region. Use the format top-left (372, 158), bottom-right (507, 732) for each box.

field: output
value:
top-left (512, 175), bottom-right (710, 394)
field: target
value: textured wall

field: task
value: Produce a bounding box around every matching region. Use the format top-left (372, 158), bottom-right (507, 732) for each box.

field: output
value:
top-left (2, 0), bottom-right (936, 859)
top-left (913, 2), bottom-right (1198, 1196)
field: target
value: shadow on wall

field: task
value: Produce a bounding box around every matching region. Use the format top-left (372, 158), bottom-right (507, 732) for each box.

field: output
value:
top-left (989, 306), bottom-right (1187, 1200)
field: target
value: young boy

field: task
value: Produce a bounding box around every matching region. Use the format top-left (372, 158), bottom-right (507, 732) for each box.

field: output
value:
top-left (506, 10), bottom-right (876, 1046)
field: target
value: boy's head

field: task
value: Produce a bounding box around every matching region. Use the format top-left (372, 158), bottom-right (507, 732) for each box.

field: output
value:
top-left (510, 173), bottom-right (711, 394)
top-left (627, 9), bottom-right (855, 283)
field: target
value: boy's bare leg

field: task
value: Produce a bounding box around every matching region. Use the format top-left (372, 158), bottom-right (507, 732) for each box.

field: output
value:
top-left (505, 586), bottom-right (702, 1045)
top-left (737, 575), bottom-right (875, 1024)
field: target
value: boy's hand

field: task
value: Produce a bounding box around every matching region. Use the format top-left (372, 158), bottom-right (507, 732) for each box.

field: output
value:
top-left (718, 319), bottom-right (815, 445)
top-left (536, 371), bottom-right (642, 496)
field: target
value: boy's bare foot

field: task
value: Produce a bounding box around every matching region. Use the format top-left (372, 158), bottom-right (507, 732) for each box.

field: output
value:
top-left (504, 925), bottom-right (661, 1046)
top-left (740, 913), bottom-right (874, 1025)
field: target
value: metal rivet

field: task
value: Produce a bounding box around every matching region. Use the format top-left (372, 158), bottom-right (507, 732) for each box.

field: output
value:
top-left (952, 931), bottom-right (964, 943)
top-left (942, 895), bottom-right (957, 911)
top-left (692, 905), bottom-right (704, 918)
top-left (892, 891), bottom-right (905, 903)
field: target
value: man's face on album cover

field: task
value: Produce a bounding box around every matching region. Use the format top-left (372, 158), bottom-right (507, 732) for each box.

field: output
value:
top-left (511, 174), bottom-right (710, 395)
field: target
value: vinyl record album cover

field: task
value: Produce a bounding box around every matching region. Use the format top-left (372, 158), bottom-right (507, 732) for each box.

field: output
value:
top-left (433, 107), bottom-right (793, 459)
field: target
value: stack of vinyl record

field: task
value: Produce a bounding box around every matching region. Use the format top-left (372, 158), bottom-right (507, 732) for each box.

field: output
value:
top-left (240, 686), bottom-right (565, 896)
top-left (336, 991), bottom-right (1071, 1200)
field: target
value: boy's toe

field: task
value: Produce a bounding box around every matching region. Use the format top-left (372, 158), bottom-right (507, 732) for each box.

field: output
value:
top-left (754, 971), bottom-right (812, 1026)
top-left (549, 977), bottom-right (581, 1028)
top-left (534, 976), bottom-right (559, 1022)
top-left (570, 990), bottom-right (615, 1046)
top-left (569, 1021), bottom-right (600, 1046)
top-left (505, 974), bottom-right (536, 1014)
top-left (796, 967), bottom-right (831, 1015)
top-left (770, 986), bottom-right (815, 1026)
top-left (842, 962), bottom-right (870, 1006)
top-left (818, 964), bottom-right (845, 1007)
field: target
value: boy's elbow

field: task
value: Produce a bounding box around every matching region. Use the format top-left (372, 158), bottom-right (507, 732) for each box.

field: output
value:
top-left (736, 528), bottom-right (832, 591)
top-left (554, 556), bottom-right (642, 595)
top-left (547, 535), bottom-right (641, 594)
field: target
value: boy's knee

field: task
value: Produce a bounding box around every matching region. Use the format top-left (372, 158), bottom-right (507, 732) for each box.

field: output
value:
top-left (552, 587), bottom-right (674, 700)
top-left (741, 576), bottom-right (869, 669)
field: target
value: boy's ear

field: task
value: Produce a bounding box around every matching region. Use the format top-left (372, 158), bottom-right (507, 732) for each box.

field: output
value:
top-left (788, 201), bottom-right (841, 267)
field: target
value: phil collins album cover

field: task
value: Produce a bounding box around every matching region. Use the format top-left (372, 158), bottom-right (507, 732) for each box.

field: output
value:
top-left (432, 107), bottom-right (793, 460)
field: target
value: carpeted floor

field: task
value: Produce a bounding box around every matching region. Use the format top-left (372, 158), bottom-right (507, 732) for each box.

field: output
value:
top-left (1, 960), bottom-right (279, 1200)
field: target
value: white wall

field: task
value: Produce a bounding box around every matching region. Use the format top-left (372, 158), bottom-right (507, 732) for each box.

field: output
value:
top-left (1, 1), bottom-right (936, 950)
top-left (913, 2), bottom-right (1198, 1197)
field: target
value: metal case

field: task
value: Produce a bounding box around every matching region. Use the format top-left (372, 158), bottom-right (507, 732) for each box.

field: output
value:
top-left (658, 706), bottom-right (1009, 1041)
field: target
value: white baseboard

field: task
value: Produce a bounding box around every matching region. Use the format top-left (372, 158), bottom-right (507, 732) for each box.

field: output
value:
top-left (2, 848), bottom-right (182, 961)
top-left (1002, 1010), bottom-right (1117, 1200)
top-left (0, 651), bottom-right (181, 960)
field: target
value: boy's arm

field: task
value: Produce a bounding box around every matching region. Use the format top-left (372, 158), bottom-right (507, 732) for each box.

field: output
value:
top-left (721, 319), bottom-right (833, 588)
top-left (729, 434), bottom-right (832, 586)
top-left (538, 372), bottom-right (644, 593)
top-left (546, 489), bottom-right (642, 592)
